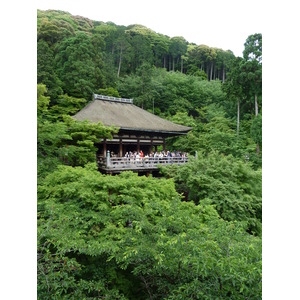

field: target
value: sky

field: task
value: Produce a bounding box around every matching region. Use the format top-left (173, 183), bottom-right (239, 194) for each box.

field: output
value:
top-left (36, 0), bottom-right (264, 57)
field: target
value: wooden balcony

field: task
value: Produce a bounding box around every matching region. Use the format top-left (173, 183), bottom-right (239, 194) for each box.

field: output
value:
top-left (97, 156), bottom-right (188, 174)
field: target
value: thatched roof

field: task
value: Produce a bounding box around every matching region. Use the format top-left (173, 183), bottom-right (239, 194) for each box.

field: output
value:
top-left (73, 95), bottom-right (192, 135)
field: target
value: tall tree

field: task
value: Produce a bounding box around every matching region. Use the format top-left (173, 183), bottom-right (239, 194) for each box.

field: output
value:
top-left (242, 33), bottom-right (262, 117)
top-left (223, 57), bottom-right (245, 139)
top-left (169, 36), bottom-right (188, 72)
top-left (151, 34), bottom-right (169, 68)
top-left (55, 33), bottom-right (97, 100)
top-left (125, 26), bottom-right (154, 71)
top-left (242, 33), bottom-right (262, 155)
top-left (37, 40), bottom-right (63, 102)
top-left (115, 34), bottom-right (132, 77)
top-left (243, 33), bottom-right (262, 64)
top-left (91, 33), bottom-right (106, 88)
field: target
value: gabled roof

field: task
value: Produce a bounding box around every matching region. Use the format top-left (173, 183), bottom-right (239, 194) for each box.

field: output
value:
top-left (73, 95), bottom-right (192, 135)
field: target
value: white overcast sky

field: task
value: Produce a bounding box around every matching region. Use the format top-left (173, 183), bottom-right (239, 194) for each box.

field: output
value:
top-left (36, 0), bottom-right (265, 57)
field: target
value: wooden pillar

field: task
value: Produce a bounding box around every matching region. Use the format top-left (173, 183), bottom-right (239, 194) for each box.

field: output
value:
top-left (137, 137), bottom-right (140, 152)
top-left (103, 139), bottom-right (107, 157)
top-left (150, 138), bottom-right (153, 154)
top-left (119, 138), bottom-right (123, 157)
top-left (163, 138), bottom-right (166, 151)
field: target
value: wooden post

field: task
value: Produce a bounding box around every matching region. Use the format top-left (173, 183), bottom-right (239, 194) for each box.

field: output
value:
top-left (150, 138), bottom-right (153, 154)
top-left (119, 138), bottom-right (123, 157)
top-left (137, 138), bottom-right (140, 152)
top-left (103, 139), bottom-right (107, 157)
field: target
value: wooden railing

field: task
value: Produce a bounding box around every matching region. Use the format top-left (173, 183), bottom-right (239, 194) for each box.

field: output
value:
top-left (97, 156), bottom-right (188, 171)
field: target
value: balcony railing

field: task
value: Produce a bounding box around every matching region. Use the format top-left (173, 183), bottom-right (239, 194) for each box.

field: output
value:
top-left (97, 156), bottom-right (188, 171)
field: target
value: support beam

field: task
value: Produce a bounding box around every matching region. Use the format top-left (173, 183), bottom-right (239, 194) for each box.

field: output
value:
top-left (150, 138), bottom-right (153, 154)
top-left (119, 138), bottom-right (123, 157)
top-left (137, 138), bottom-right (140, 152)
top-left (103, 139), bottom-right (107, 157)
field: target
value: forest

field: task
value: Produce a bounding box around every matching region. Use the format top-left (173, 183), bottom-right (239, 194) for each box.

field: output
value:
top-left (37, 9), bottom-right (262, 299)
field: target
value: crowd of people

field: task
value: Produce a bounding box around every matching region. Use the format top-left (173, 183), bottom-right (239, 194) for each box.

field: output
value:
top-left (123, 150), bottom-right (188, 161)
top-left (102, 149), bottom-right (188, 168)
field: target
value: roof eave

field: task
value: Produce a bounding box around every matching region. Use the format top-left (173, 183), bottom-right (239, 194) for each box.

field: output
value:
top-left (119, 127), bottom-right (192, 135)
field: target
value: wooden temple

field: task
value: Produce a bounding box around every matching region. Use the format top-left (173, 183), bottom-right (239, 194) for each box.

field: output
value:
top-left (73, 94), bottom-right (192, 174)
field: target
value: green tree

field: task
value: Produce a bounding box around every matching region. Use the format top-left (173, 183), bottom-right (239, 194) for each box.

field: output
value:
top-left (37, 84), bottom-right (117, 180)
top-left (55, 33), bottom-right (97, 100)
top-left (168, 36), bottom-right (187, 72)
top-left (251, 113), bottom-right (262, 162)
top-left (37, 17), bottom-right (75, 45)
top-left (243, 33), bottom-right (262, 63)
top-left (223, 57), bottom-right (245, 139)
top-left (151, 34), bottom-right (169, 68)
top-left (125, 26), bottom-right (154, 71)
top-left (91, 33), bottom-right (106, 88)
top-left (37, 84), bottom-right (50, 114)
top-left (96, 87), bottom-right (120, 97)
top-left (161, 151), bottom-right (262, 235)
top-left (37, 40), bottom-right (63, 102)
top-left (38, 167), bottom-right (262, 299)
top-left (48, 94), bottom-right (87, 120)
top-left (241, 33), bottom-right (262, 155)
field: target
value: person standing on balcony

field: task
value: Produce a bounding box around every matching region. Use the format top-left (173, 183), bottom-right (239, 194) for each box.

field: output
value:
top-left (107, 150), bottom-right (111, 167)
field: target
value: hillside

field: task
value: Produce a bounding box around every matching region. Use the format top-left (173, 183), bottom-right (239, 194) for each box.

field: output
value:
top-left (37, 9), bottom-right (262, 299)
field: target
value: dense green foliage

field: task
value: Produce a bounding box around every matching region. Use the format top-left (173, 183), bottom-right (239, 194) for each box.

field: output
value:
top-left (38, 166), bottom-right (261, 299)
top-left (37, 84), bottom-right (118, 181)
top-left (37, 10), bottom-right (235, 101)
top-left (160, 153), bottom-right (262, 236)
top-left (37, 9), bottom-right (262, 299)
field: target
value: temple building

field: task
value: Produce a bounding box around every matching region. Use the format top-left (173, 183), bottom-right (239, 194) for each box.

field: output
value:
top-left (73, 94), bottom-right (192, 174)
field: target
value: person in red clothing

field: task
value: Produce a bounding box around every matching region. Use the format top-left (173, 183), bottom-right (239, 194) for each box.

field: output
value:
top-left (140, 150), bottom-right (144, 158)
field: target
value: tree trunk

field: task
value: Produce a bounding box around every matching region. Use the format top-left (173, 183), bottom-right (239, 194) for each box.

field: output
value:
top-left (255, 93), bottom-right (258, 116)
top-left (181, 57), bottom-right (183, 73)
top-left (222, 66), bottom-right (225, 83)
top-left (117, 47), bottom-right (123, 77)
top-left (163, 56), bottom-right (166, 69)
top-left (210, 63), bottom-right (213, 81)
top-left (172, 57), bottom-right (175, 71)
top-left (255, 93), bottom-right (259, 156)
top-left (256, 143), bottom-right (260, 157)
top-left (237, 97), bottom-right (240, 140)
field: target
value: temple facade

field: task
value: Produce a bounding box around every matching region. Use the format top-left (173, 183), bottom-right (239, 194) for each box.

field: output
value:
top-left (73, 94), bottom-right (192, 174)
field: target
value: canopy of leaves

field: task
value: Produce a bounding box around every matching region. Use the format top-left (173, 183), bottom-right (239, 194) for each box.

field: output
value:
top-left (160, 152), bottom-right (262, 236)
top-left (38, 166), bottom-right (261, 299)
top-left (55, 33), bottom-right (98, 100)
top-left (37, 85), bottom-right (118, 182)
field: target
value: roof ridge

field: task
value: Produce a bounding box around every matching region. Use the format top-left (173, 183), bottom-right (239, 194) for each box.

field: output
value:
top-left (93, 94), bottom-right (133, 104)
